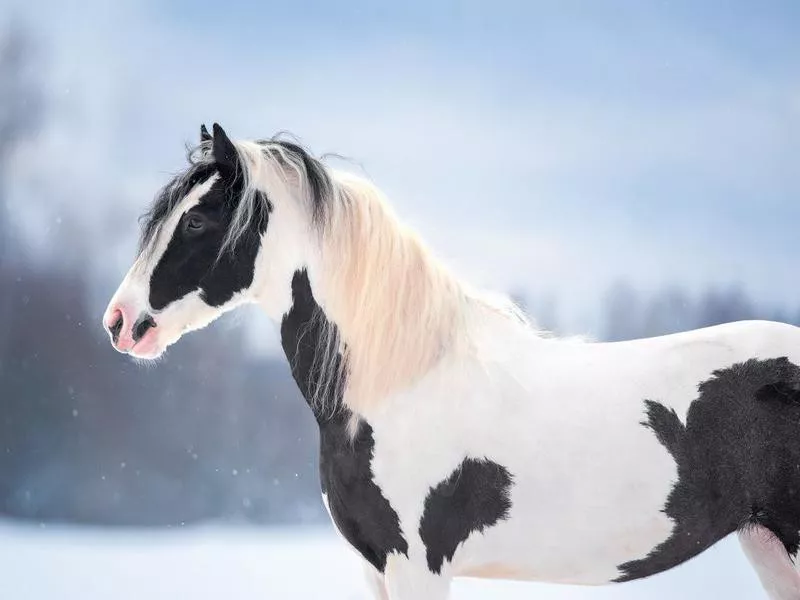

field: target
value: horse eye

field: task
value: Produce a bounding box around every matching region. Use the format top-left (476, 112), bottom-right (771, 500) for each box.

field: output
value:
top-left (184, 215), bottom-right (206, 235)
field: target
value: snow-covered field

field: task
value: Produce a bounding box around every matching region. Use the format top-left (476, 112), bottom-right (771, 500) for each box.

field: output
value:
top-left (0, 522), bottom-right (765, 599)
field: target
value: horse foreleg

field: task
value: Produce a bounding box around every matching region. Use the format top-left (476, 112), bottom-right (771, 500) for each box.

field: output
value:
top-left (383, 555), bottom-right (451, 600)
top-left (363, 561), bottom-right (389, 600)
top-left (740, 524), bottom-right (800, 599)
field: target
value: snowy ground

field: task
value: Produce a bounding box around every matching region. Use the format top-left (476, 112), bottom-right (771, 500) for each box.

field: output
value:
top-left (0, 522), bottom-right (765, 599)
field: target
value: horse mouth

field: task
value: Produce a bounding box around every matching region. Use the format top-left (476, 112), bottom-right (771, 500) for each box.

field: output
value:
top-left (128, 327), bottom-right (164, 359)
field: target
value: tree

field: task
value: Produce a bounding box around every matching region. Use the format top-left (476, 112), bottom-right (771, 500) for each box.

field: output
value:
top-left (641, 286), bottom-right (694, 337)
top-left (695, 285), bottom-right (755, 328)
top-left (602, 281), bottom-right (641, 341)
top-left (0, 23), bottom-right (44, 369)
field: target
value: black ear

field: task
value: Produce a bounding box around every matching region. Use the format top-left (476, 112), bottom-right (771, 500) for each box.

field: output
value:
top-left (211, 123), bottom-right (238, 179)
top-left (200, 123), bottom-right (212, 143)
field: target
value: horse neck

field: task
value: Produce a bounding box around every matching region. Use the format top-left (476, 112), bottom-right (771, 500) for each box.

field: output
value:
top-left (271, 170), bottom-right (484, 420)
top-left (305, 190), bottom-right (470, 417)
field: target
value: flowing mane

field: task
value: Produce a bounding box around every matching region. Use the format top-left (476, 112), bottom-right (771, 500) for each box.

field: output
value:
top-left (224, 135), bottom-right (526, 414)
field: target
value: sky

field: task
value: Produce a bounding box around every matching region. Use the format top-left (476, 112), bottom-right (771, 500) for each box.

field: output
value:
top-left (4, 0), bottom-right (800, 336)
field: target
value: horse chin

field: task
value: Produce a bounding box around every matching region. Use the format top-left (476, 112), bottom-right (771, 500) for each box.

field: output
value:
top-left (127, 315), bottom-right (214, 361)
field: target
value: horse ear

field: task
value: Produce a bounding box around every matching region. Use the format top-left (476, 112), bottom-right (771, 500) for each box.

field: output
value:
top-left (211, 123), bottom-right (238, 178)
top-left (200, 123), bottom-right (212, 143)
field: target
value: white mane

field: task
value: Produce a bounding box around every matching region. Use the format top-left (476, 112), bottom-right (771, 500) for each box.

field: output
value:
top-left (226, 137), bottom-right (531, 415)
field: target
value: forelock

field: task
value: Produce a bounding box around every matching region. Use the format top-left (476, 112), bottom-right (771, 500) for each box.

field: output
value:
top-left (138, 143), bottom-right (216, 254)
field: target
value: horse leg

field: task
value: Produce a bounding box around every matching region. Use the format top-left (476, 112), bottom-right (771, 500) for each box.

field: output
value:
top-left (384, 555), bottom-right (451, 600)
top-left (739, 524), bottom-right (800, 599)
top-left (363, 561), bottom-right (388, 600)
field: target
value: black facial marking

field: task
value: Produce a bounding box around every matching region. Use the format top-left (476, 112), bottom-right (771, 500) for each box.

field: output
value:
top-left (141, 131), bottom-right (334, 313)
top-left (280, 269), bottom-right (408, 572)
top-left (148, 175), bottom-right (269, 310)
top-left (139, 161), bottom-right (217, 252)
top-left (616, 357), bottom-right (800, 582)
top-left (419, 458), bottom-right (513, 574)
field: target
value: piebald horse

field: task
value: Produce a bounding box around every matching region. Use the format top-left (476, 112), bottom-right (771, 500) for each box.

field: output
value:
top-left (105, 123), bottom-right (800, 599)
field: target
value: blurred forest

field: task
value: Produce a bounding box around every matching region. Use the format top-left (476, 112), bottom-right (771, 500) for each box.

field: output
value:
top-left (0, 24), bottom-right (797, 528)
top-left (0, 25), bottom-right (321, 527)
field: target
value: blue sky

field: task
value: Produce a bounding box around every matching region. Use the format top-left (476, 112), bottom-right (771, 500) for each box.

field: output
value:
top-left (5, 0), bottom-right (800, 334)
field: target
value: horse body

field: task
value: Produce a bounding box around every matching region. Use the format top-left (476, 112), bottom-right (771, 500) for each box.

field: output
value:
top-left (362, 317), bottom-right (800, 587)
top-left (104, 124), bottom-right (800, 599)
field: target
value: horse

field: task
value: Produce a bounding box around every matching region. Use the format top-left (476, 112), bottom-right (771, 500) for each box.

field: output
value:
top-left (104, 123), bottom-right (800, 600)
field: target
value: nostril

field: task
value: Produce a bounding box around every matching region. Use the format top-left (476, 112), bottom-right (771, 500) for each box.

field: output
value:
top-left (108, 311), bottom-right (124, 344)
top-left (132, 314), bottom-right (157, 343)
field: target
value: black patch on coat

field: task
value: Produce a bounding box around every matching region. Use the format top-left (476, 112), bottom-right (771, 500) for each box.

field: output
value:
top-left (319, 411), bottom-right (409, 573)
top-left (616, 357), bottom-right (800, 582)
top-left (280, 269), bottom-right (408, 572)
top-left (419, 458), bottom-right (513, 574)
top-left (148, 175), bottom-right (269, 310)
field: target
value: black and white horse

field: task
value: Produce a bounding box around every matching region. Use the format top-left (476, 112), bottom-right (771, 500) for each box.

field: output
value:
top-left (105, 123), bottom-right (800, 600)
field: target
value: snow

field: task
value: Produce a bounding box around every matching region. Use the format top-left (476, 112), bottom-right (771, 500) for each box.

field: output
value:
top-left (0, 522), bottom-right (765, 599)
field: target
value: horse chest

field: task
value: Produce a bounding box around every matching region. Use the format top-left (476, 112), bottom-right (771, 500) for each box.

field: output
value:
top-left (318, 415), bottom-right (408, 573)
top-left (318, 412), bottom-right (517, 577)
